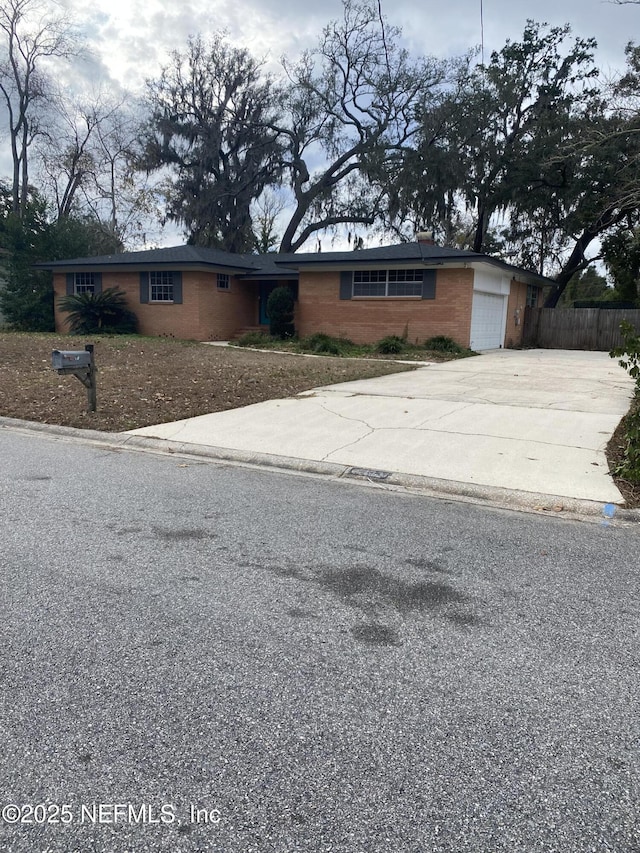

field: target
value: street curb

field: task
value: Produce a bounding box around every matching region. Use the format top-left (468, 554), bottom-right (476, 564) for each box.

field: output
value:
top-left (2, 414), bottom-right (638, 525)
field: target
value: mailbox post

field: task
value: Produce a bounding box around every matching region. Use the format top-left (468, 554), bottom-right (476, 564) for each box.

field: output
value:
top-left (52, 345), bottom-right (97, 412)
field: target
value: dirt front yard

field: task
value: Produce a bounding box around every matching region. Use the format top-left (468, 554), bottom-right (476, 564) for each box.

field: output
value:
top-left (0, 333), bottom-right (417, 432)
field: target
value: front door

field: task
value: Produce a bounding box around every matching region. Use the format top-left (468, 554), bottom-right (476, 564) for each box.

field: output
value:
top-left (259, 282), bottom-right (278, 325)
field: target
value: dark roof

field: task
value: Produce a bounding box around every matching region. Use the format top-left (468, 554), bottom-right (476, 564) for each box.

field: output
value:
top-left (36, 244), bottom-right (264, 272)
top-left (36, 241), bottom-right (555, 286)
top-left (235, 252), bottom-right (299, 279)
top-left (279, 243), bottom-right (554, 285)
top-left (287, 243), bottom-right (480, 264)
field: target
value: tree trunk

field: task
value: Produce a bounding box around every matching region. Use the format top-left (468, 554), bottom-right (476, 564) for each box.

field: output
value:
top-left (545, 229), bottom-right (598, 307)
top-left (544, 205), bottom-right (630, 307)
top-left (472, 206), bottom-right (486, 253)
top-left (278, 195), bottom-right (309, 253)
top-left (20, 127), bottom-right (29, 216)
top-left (10, 128), bottom-right (21, 215)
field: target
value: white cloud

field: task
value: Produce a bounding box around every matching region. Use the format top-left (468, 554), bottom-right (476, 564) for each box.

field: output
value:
top-left (62, 0), bottom-right (640, 95)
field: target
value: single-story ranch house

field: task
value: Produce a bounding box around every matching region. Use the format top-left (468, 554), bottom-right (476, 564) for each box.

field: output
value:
top-left (41, 234), bottom-right (554, 351)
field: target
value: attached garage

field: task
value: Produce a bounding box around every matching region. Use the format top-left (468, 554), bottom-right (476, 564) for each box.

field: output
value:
top-left (470, 272), bottom-right (510, 350)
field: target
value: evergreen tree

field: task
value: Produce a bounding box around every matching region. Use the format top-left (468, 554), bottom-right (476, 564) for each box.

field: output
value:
top-left (0, 185), bottom-right (123, 331)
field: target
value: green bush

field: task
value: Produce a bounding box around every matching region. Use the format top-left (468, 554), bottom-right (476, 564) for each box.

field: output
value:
top-left (376, 335), bottom-right (406, 354)
top-left (58, 288), bottom-right (138, 334)
top-left (0, 273), bottom-right (54, 331)
top-left (424, 335), bottom-right (465, 353)
top-left (610, 321), bottom-right (640, 390)
top-left (267, 286), bottom-right (295, 338)
top-left (302, 333), bottom-right (353, 355)
top-left (236, 331), bottom-right (274, 347)
top-left (610, 321), bottom-right (640, 482)
top-left (615, 406), bottom-right (640, 482)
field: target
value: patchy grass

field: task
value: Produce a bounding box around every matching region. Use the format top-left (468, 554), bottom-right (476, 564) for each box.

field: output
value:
top-left (0, 332), bottom-right (418, 432)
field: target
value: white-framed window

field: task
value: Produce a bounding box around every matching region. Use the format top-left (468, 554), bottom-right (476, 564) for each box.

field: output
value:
top-left (353, 269), bottom-right (424, 297)
top-left (150, 270), bottom-right (174, 302)
top-left (74, 272), bottom-right (96, 295)
top-left (526, 284), bottom-right (538, 308)
top-left (217, 273), bottom-right (230, 290)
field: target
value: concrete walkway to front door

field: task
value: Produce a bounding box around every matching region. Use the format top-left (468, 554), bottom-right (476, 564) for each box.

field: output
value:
top-left (128, 349), bottom-right (635, 506)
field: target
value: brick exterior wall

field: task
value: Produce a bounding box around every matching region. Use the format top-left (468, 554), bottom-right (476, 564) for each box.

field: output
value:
top-left (53, 265), bottom-right (536, 347)
top-left (504, 279), bottom-right (530, 348)
top-left (296, 268), bottom-right (475, 346)
top-left (53, 271), bottom-right (260, 341)
top-left (193, 274), bottom-right (257, 340)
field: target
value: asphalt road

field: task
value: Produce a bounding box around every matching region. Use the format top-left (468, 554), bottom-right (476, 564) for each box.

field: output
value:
top-left (0, 429), bottom-right (638, 853)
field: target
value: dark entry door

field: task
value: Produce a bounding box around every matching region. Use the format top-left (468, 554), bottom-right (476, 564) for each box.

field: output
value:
top-left (259, 282), bottom-right (278, 325)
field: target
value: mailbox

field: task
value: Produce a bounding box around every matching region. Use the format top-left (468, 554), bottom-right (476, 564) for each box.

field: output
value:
top-left (52, 350), bottom-right (92, 370)
top-left (51, 345), bottom-right (97, 412)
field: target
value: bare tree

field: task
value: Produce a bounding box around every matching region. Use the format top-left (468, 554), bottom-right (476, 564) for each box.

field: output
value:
top-left (79, 99), bottom-right (160, 246)
top-left (274, 0), bottom-right (447, 252)
top-left (252, 189), bottom-right (286, 253)
top-left (36, 91), bottom-right (160, 247)
top-left (0, 0), bottom-right (80, 216)
top-left (37, 96), bottom-right (100, 219)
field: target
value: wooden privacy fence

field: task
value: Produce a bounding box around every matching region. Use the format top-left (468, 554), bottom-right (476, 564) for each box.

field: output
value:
top-left (522, 308), bottom-right (640, 351)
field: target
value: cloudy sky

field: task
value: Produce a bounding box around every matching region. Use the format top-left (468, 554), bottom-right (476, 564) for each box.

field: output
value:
top-left (3, 0), bottom-right (636, 250)
top-left (70, 0), bottom-right (640, 94)
top-left (43, 0), bottom-right (634, 249)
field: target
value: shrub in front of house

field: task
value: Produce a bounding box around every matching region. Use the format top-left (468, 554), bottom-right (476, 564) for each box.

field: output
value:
top-left (236, 331), bottom-right (275, 347)
top-left (59, 288), bottom-right (138, 334)
top-left (424, 335), bottom-right (465, 354)
top-left (302, 333), bottom-right (354, 356)
top-left (267, 286), bottom-right (295, 339)
top-left (376, 335), bottom-right (406, 354)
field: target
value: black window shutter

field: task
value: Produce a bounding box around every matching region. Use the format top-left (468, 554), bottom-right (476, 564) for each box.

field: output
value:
top-left (139, 272), bottom-right (149, 303)
top-left (94, 272), bottom-right (102, 294)
top-left (421, 269), bottom-right (436, 299)
top-left (173, 272), bottom-right (183, 304)
top-left (66, 273), bottom-right (74, 295)
top-left (339, 271), bottom-right (352, 300)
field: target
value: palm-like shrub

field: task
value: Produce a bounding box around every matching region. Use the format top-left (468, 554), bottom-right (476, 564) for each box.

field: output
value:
top-left (59, 288), bottom-right (138, 334)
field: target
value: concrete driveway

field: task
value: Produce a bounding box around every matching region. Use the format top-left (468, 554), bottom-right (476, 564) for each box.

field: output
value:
top-left (129, 349), bottom-right (635, 505)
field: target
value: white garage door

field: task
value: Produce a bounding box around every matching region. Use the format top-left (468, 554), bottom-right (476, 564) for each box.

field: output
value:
top-left (470, 291), bottom-right (506, 351)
